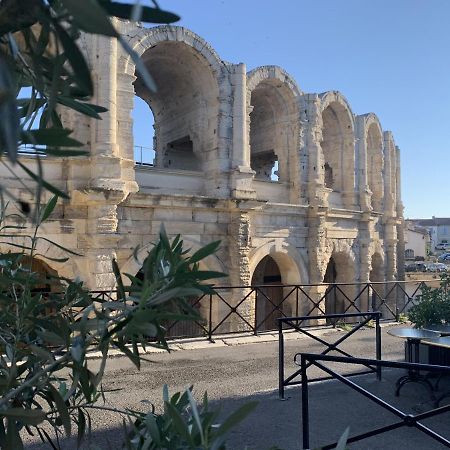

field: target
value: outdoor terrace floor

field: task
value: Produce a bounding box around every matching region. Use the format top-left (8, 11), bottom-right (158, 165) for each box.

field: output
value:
top-left (25, 324), bottom-right (450, 449)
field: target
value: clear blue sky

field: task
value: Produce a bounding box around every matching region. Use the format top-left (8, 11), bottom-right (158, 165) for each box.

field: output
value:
top-left (133, 0), bottom-right (450, 219)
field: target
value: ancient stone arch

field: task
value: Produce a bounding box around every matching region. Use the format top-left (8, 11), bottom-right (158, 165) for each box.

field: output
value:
top-left (0, 24), bottom-right (405, 331)
top-left (248, 239), bottom-right (308, 326)
top-left (117, 25), bottom-right (232, 195)
top-left (319, 91), bottom-right (356, 208)
top-left (246, 66), bottom-right (302, 191)
top-left (359, 113), bottom-right (384, 211)
top-left (248, 239), bottom-right (308, 284)
top-left (322, 240), bottom-right (358, 315)
top-left (0, 238), bottom-right (79, 282)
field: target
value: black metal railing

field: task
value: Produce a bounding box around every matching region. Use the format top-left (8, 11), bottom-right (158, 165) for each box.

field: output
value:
top-left (57, 279), bottom-right (434, 340)
top-left (278, 312), bottom-right (382, 399)
top-left (299, 354), bottom-right (450, 449)
top-left (155, 280), bottom-right (432, 340)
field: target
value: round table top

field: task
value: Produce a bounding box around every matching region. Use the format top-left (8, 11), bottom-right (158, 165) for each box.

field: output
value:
top-left (387, 327), bottom-right (440, 340)
top-left (421, 336), bottom-right (450, 349)
top-left (422, 324), bottom-right (450, 336)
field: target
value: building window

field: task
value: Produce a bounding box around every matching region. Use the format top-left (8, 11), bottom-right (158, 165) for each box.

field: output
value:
top-left (405, 249), bottom-right (414, 259)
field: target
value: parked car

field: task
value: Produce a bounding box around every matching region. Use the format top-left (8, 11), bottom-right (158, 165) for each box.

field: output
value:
top-left (436, 243), bottom-right (450, 250)
top-left (438, 253), bottom-right (450, 262)
top-left (427, 263), bottom-right (448, 273)
top-left (405, 263), bottom-right (418, 272)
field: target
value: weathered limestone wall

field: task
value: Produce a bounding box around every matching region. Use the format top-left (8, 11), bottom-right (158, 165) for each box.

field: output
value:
top-left (1, 23), bottom-right (405, 326)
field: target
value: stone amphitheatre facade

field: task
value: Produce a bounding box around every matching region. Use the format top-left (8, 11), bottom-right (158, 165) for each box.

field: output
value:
top-left (3, 23), bottom-right (405, 326)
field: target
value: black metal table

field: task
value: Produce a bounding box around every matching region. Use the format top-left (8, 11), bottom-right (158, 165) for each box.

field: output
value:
top-left (423, 324), bottom-right (450, 336)
top-left (422, 336), bottom-right (450, 406)
top-left (387, 327), bottom-right (440, 396)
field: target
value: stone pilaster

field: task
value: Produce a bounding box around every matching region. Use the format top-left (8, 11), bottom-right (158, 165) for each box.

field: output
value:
top-left (301, 94), bottom-right (328, 209)
top-left (229, 63), bottom-right (256, 200)
top-left (227, 208), bottom-right (253, 330)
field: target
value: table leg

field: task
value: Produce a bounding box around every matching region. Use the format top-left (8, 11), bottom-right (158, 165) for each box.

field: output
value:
top-left (395, 339), bottom-right (435, 399)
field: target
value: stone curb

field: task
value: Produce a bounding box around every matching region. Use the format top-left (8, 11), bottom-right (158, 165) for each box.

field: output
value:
top-left (86, 321), bottom-right (404, 360)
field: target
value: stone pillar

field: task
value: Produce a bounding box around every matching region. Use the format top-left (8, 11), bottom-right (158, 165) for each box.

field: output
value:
top-left (73, 190), bottom-right (126, 291)
top-left (230, 63), bottom-right (256, 199)
top-left (306, 211), bottom-right (331, 321)
top-left (358, 213), bottom-right (372, 311)
top-left (301, 94), bottom-right (329, 208)
top-left (224, 208), bottom-right (253, 331)
top-left (383, 132), bottom-right (395, 217)
top-left (355, 116), bottom-right (372, 212)
top-left (89, 32), bottom-right (138, 194)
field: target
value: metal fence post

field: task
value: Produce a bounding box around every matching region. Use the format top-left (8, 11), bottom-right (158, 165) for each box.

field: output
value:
top-left (301, 354), bottom-right (310, 450)
top-left (278, 319), bottom-right (285, 400)
top-left (208, 294), bottom-right (213, 342)
top-left (376, 313), bottom-right (382, 380)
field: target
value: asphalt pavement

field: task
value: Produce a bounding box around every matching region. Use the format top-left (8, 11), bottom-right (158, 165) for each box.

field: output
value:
top-left (25, 324), bottom-right (450, 449)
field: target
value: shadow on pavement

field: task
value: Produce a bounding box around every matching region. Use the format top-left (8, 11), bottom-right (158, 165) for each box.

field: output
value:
top-left (25, 369), bottom-right (450, 450)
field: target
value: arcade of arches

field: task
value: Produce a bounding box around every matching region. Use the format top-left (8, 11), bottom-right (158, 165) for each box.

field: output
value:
top-left (0, 24), bottom-right (405, 332)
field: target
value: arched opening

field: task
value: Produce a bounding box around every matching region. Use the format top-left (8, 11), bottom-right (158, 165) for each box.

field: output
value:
top-left (251, 255), bottom-right (284, 331)
top-left (383, 133), bottom-right (397, 212)
top-left (1, 256), bottom-right (64, 317)
top-left (249, 80), bottom-right (297, 183)
top-left (367, 123), bottom-right (383, 211)
top-left (323, 252), bottom-right (357, 320)
top-left (370, 252), bottom-right (385, 312)
top-left (133, 41), bottom-right (219, 173)
top-left (133, 95), bottom-right (156, 166)
top-left (405, 249), bottom-right (414, 260)
top-left (20, 256), bottom-right (62, 294)
top-left (321, 100), bottom-right (355, 207)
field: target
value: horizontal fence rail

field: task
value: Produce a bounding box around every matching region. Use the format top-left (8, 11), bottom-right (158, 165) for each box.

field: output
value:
top-left (45, 280), bottom-right (433, 340)
top-left (278, 312), bottom-right (382, 399)
top-left (299, 353), bottom-right (450, 449)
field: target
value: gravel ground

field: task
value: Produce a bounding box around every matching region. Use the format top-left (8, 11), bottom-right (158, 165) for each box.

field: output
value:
top-left (24, 324), bottom-right (450, 449)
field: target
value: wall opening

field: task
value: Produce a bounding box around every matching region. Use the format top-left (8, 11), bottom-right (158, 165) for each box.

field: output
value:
top-left (164, 135), bottom-right (199, 170)
top-left (133, 95), bottom-right (156, 166)
top-left (321, 101), bottom-right (354, 196)
top-left (133, 41), bottom-right (219, 173)
top-left (249, 79), bottom-right (297, 184)
top-left (251, 150), bottom-right (278, 181)
top-left (323, 252), bottom-right (356, 320)
top-left (251, 255), bottom-right (284, 331)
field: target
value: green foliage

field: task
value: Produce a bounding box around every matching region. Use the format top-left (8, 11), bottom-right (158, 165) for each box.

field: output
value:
top-left (125, 387), bottom-right (257, 450)
top-left (0, 0), bottom-right (178, 213)
top-left (397, 313), bottom-right (409, 324)
top-left (408, 274), bottom-right (450, 328)
top-left (0, 211), bottom-right (227, 449)
top-left (335, 321), bottom-right (353, 332)
top-left (0, 2), bottom-right (260, 449)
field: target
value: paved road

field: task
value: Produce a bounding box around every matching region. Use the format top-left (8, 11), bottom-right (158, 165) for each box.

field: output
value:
top-left (26, 325), bottom-right (450, 449)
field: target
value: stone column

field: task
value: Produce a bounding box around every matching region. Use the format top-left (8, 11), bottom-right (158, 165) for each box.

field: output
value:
top-left (341, 132), bottom-right (357, 210)
top-left (358, 213), bottom-right (372, 311)
top-left (227, 208), bottom-right (253, 331)
top-left (306, 211), bottom-right (330, 322)
top-left (301, 94), bottom-right (329, 208)
top-left (73, 190), bottom-right (126, 291)
top-left (89, 32), bottom-right (138, 194)
top-left (230, 63), bottom-right (256, 200)
top-left (355, 116), bottom-right (372, 212)
top-left (383, 132), bottom-right (395, 217)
